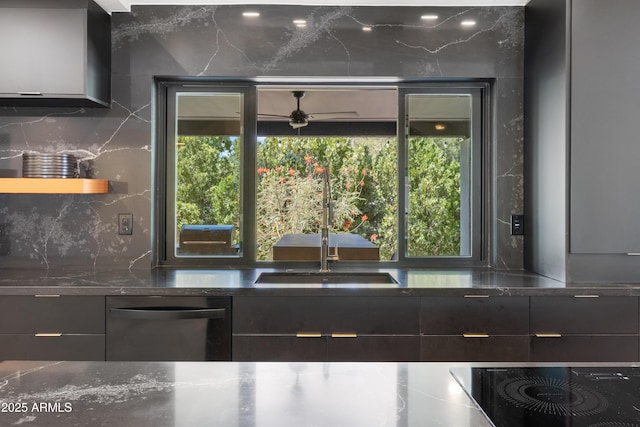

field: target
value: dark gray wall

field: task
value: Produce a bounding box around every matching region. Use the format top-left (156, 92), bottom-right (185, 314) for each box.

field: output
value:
top-left (0, 5), bottom-right (524, 271)
top-left (523, 0), bottom-right (568, 281)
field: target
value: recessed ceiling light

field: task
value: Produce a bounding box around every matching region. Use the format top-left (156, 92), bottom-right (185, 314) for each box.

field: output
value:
top-left (242, 11), bottom-right (260, 17)
top-left (461, 20), bottom-right (476, 27)
top-left (421, 15), bottom-right (438, 20)
top-left (362, 26), bottom-right (372, 32)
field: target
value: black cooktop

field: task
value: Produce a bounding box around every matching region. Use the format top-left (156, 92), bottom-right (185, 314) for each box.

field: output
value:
top-left (450, 367), bottom-right (640, 427)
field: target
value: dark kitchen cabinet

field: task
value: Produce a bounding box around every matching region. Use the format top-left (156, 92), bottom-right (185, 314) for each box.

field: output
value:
top-left (530, 296), bottom-right (638, 334)
top-left (0, 295), bottom-right (105, 361)
top-left (530, 296), bottom-right (640, 362)
top-left (0, 335), bottom-right (104, 361)
top-left (232, 296), bottom-right (421, 361)
top-left (421, 335), bottom-right (529, 362)
top-left (0, 0), bottom-right (110, 107)
top-left (328, 335), bottom-right (419, 362)
top-left (420, 296), bottom-right (530, 361)
top-left (569, 0), bottom-right (640, 256)
top-left (234, 334), bottom-right (420, 362)
top-left (233, 335), bottom-right (328, 362)
top-left (525, 0), bottom-right (640, 282)
top-left (530, 335), bottom-right (638, 362)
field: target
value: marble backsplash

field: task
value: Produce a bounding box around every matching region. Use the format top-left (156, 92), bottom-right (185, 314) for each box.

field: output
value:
top-left (0, 5), bottom-right (523, 271)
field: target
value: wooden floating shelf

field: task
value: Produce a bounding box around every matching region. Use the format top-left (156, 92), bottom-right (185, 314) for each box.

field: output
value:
top-left (0, 178), bottom-right (109, 194)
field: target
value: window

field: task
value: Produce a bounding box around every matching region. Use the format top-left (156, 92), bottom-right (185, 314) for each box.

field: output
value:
top-left (154, 80), bottom-right (486, 267)
top-left (403, 90), bottom-right (482, 260)
top-left (255, 135), bottom-right (398, 261)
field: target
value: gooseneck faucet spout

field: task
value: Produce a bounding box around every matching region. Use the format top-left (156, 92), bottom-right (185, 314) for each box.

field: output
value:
top-left (320, 167), bottom-right (338, 272)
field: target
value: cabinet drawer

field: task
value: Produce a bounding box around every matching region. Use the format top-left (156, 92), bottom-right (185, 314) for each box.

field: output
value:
top-left (530, 296), bottom-right (639, 334)
top-left (328, 335), bottom-right (420, 361)
top-left (421, 296), bottom-right (529, 335)
top-left (0, 296), bottom-right (105, 334)
top-left (233, 336), bottom-right (327, 361)
top-left (420, 335), bottom-right (529, 362)
top-left (233, 296), bottom-right (420, 335)
top-left (0, 334), bottom-right (105, 361)
top-left (530, 335), bottom-right (639, 362)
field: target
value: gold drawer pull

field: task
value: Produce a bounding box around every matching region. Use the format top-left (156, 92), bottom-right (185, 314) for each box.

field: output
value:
top-left (296, 332), bottom-right (322, 338)
top-left (535, 333), bottom-right (562, 338)
top-left (331, 333), bottom-right (357, 338)
top-left (35, 295), bottom-right (60, 298)
top-left (35, 333), bottom-right (62, 337)
top-left (463, 334), bottom-right (489, 338)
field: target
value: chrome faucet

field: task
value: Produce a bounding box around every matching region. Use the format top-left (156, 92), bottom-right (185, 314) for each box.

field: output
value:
top-left (320, 167), bottom-right (338, 272)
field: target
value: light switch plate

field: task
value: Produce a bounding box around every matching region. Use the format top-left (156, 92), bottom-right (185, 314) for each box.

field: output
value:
top-left (511, 214), bottom-right (524, 235)
top-left (118, 213), bottom-right (133, 235)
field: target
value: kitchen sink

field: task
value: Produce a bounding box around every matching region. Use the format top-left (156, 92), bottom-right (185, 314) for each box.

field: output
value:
top-left (254, 271), bottom-right (398, 285)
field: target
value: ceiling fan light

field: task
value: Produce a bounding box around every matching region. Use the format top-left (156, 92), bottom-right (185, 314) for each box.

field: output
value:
top-left (289, 114), bottom-right (308, 127)
top-left (289, 97), bottom-right (309, 128)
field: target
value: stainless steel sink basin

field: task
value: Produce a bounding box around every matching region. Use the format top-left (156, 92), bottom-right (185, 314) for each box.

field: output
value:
top-left (254, 271), bottom-right (398, 285)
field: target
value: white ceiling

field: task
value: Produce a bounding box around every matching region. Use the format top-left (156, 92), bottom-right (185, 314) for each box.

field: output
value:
top-left (95, 0), bottom-right (529, 13)
top-left (177, 89), bottom-right (400, 121)
top-left (178, 88), bottom-right (472, 123)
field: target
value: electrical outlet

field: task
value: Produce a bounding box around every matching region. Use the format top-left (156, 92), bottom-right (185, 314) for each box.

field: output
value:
top-left (118, 214), bottom-right (133, 235)
top-left (511, 214), bottom-right (524, 235)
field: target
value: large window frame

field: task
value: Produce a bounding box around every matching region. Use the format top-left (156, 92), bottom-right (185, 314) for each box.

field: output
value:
top-left (153, 78), bottom-right (490, 268)
top-left (398, 84), bottom-right (485, 266)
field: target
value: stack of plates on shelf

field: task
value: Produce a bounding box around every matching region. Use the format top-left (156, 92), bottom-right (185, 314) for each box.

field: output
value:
top-left (22, 153), bottom-right (78, 178)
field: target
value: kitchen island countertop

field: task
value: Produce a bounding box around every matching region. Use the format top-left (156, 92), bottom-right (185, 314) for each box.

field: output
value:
top-left (0, 361), bottom-right (482, 427)
top-left (0, 267), bottom-right (639, 296)
top-left (1, 360), bottom-right (638, 427)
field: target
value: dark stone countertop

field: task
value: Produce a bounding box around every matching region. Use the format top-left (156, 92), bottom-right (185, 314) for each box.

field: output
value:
top-left (3, 360), bottom-right (635, 427)
top-left (0, 361), bottom-right (478, 427)
top-left (0, 361), bottom-right (592, 427)
top-left (0, 267), bottom-right (639, 296)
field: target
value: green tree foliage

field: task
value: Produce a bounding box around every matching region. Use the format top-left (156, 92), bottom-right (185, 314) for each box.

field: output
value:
top-left (367, 140), bottom-right (398, 260)
top-left (175, 134), bottom-right (464, 261)
top-left (256, 137), bottom-right (375, 261)
top-left (407, 137), bottom-right (462, 256)
top-left (176, 136), bottom-right (240, 241)
top-left (255, 160), bottom-right (367, 260)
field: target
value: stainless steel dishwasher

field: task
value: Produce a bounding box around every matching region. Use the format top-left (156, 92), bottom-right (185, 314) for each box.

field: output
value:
top-left (106, 296), bottom-right (231, 361)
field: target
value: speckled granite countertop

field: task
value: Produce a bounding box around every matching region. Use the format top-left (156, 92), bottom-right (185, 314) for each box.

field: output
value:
top-left (0, 267), bottom-right (639, 296)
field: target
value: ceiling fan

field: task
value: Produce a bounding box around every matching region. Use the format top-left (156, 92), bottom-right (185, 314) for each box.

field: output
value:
top-left (259, 91), bottom-right (359, 129)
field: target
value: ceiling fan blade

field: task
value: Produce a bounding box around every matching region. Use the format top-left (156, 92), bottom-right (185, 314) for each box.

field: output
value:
top-left (308, 111), bottom-right (360, 120)
top-left (258, 113), bottom-right (290, 118)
